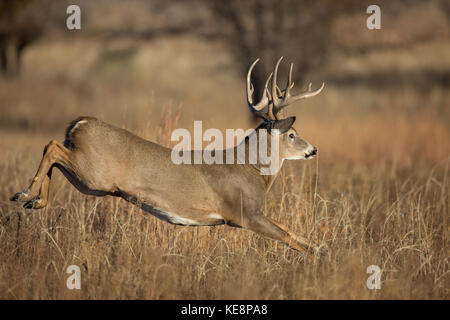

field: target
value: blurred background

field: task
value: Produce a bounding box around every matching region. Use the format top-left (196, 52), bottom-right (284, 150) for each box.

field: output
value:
top-left (0, 0), bottom-right (448, 139)
top-left (0, 0), bottom-right (449, 299)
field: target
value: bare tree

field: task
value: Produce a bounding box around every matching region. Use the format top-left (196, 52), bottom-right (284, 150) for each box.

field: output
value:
top-left (206, 0), bottom-right (356, 102)
top-left (0, 0), bottom-right (42, 74)
top-left (0, 0), bottom-right (66, 75)
top-left (438, 0), bottom-right (450, 19)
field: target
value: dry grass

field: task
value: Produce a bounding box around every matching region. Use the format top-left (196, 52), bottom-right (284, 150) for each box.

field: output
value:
top-left (0, 106), bottom-right (448, 299)
top-left (0, 33), bottom-right (448, 299)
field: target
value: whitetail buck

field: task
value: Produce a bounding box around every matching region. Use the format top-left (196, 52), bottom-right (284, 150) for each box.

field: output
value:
top-left (11, 57), bottom-right (325, 257)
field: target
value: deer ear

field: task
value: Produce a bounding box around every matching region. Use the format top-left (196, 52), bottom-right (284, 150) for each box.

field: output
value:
top-left (272, 116), bottom-right (296, 134)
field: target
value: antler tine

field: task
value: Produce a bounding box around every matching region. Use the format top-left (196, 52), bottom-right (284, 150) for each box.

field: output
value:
top-left (271, 56), bottom-right (283, 109)
top-left (246, 58), bottom-right (274, 120)
top-left (274, 62), bottom-right (293, 99)
top-left (263, 71), bottom-right (274, 119)
top-left (274, 81), bottom-right (325, 115)
top-left (246, 58), bottom-right (259, 106)
top-left (263, 71), bottom-right (273, 101)
top-left (286, 63), bottom-right (294, 95)
top-left (287, 81), bottom-right (325, 104)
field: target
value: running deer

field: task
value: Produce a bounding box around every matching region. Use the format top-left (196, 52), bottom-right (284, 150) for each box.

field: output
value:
top-left (11, 57), bottom-right (325, 257)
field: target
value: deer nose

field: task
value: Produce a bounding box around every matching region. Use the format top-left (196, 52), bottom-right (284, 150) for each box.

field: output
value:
top-left (310, 147), bottom-right (317, 156)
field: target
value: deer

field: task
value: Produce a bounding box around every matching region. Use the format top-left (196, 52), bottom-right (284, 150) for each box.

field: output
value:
top-left (10, 57), bottom-right (325, 257)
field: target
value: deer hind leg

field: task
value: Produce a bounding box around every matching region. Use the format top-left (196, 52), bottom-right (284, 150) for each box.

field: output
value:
top-left (23, 166), bottom-right (54, 209)
top-left (11, 140), bottom-right (71, 209)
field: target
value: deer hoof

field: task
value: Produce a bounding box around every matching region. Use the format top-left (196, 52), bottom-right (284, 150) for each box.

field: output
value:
top-left (10, 190), bottom-right (30, 203)
top-left (23, 197), bottom-right (42, 209)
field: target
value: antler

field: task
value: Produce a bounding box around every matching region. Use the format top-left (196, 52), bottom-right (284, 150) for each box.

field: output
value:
top-left (247, 57), bottom-right (324, 121)
top-left (271, 56), bottom-right (324, 118)
top-left (247, 58), bottom-right (275, 120)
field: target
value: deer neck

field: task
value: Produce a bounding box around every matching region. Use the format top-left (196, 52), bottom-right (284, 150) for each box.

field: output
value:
top-left (236, 130), bottom-right (283, 193)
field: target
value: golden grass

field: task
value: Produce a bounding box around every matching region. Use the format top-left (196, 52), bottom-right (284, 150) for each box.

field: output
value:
top-left (0, 105), bottom-right (448, 299)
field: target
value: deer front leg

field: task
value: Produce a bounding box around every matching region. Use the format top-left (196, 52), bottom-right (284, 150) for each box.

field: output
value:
top-left (266, 217), bottom-right (327, 256)
top-left (232, 212), bottom-right (314, 257)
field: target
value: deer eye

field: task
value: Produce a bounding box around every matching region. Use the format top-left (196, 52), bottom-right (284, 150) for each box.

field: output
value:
top-left (289, 133), bottom-right (295, 139)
